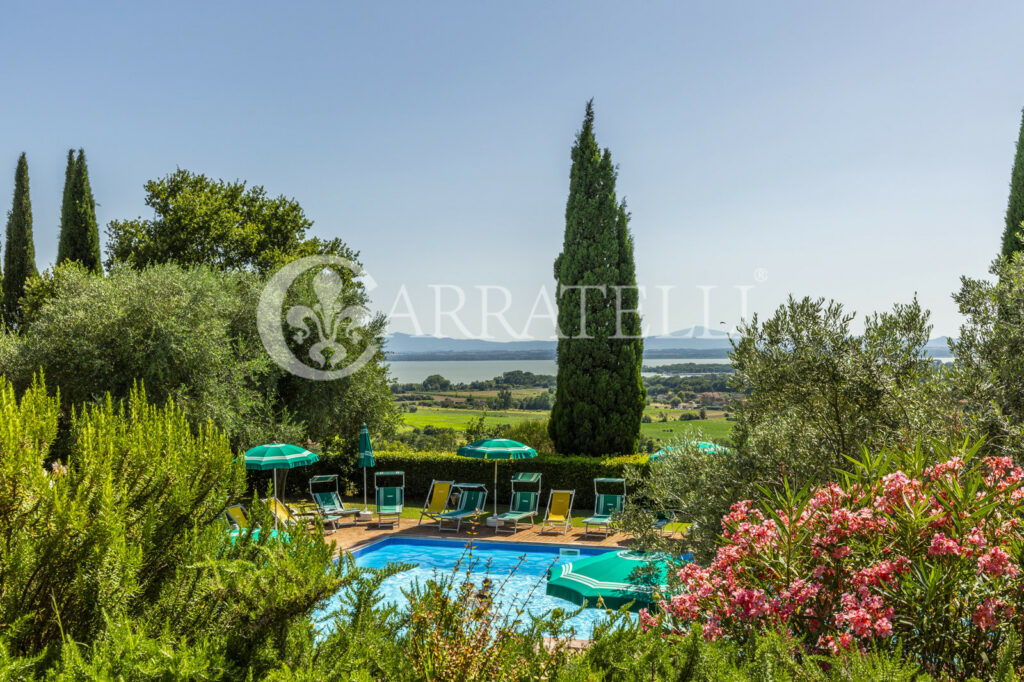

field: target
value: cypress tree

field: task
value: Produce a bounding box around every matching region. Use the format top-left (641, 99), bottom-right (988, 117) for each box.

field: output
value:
top-left (1000, 109), bottom-right (1024, 261)
top-left (58, 149), bottom-right (74, 256)
top-left (3, 153), bottom-right (38, 326)
top-left (549, 101), bottom-right (645, 455)
top-left (57, 149), bottom-right (102, 272)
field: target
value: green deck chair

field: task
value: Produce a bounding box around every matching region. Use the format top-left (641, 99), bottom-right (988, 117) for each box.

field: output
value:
top-left (583, 478), bottom-right (626, 538)
top-left (494, 472), bottom-right (541, 534)
top-left (438, 484), bottom-right (488, 533)
top-left (375, 470), bottom-right (405, 528)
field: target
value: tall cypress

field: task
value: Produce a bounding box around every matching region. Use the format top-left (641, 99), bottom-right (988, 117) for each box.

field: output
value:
top-left (3, 153), bottom-right (38, 326)
top-left (549, 101), bottom-right (645, 455)
top-left (1000, 109), bottom-right (1024, 261)
top-left (58, 149), bottom-right (75, 256)
top-left (57, 149), bottom-right (102, 272)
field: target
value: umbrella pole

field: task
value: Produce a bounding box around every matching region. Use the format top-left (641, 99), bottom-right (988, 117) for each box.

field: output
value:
top-left (494, 461), bottom-right (498, 517)
top-left (363, 468), bottom-right (368, 511)
top-left (273, 470), bottom-right (279, 531)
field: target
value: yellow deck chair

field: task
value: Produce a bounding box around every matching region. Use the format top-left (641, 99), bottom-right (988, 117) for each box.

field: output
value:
top-left (418, 480), bottom-right (454, 527)
top-left (225, 504), bottom-right (250, 530)
top-left (263, 497), bottom-right (298, 527)
top-left (540, 490), bottom-right (575, 535)
top-left (223, 504), bottom-right (278, 542)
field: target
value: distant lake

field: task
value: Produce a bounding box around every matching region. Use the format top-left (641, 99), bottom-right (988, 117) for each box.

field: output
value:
top-left (388, 357), bottom-right (733, 384)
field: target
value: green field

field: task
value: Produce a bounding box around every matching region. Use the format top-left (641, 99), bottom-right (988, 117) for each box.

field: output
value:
top-left (640, 416), bottom-right (734, 441)
top-left (401, 406), bottom-right (547, 431)
top-left (401, 404), bottom-right (733, 444)
top-left (641, 407), bottom-right (734, 441)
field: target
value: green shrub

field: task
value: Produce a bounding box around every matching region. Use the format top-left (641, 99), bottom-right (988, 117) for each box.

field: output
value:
top-left (0, 374), bottom-right (359, 678)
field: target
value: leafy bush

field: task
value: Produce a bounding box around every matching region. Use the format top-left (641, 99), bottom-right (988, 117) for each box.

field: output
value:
top-left (617, 436), bottom-right (734, 561)
top-left (644, 439), bottom-right (1024, 679)
top-left (0, 375), bottom-right (360, 678)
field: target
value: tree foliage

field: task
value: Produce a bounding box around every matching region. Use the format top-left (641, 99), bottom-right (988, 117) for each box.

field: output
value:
top-left (3, 153), bottom-right (37, 326)
top-left (730, 295), bottom-right (957, 483)
top-left (56, 149), bottom-right (102, 273)
top-left (952, 255), bottom-right (1024, 453)
top-left (1000, 109), bottom-right (1024, 261)
top-left (550, 100), bottom-right (645, 456)
top-left (1, 262), bottom-right (399, 452)
top-left (105, 169), bottom-right (353, 273)
top-left (628, 297), bottom-right (962, 559)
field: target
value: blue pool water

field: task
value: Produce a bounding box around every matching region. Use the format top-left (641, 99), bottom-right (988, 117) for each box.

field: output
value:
top-left (320, 537), bottom-right (635, 639)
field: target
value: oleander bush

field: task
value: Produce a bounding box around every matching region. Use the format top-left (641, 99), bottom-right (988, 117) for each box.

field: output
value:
top-left (643, 439), bottom-right (1024, 680)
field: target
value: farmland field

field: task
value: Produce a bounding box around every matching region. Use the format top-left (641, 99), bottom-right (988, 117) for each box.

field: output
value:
top-left (401, 404), bottom-right (734, 443)
top-left (400, 406), bottom-right (547, 430)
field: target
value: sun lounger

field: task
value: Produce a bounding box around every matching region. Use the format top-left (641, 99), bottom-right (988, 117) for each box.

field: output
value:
top-left (540, 490), bottom-right (575, 534)
top-left (263, 497), bottom-right (301, 528)
top-left (583, 478), bottom-right (626, 538)
top-left (494, 472), bottom-right (541, 534)
top-left (308, 474), bottom-right (359, 530)
top-left (438, 484), bottom-right (488, 532)
top-left (418, 480), bottom-right (454, 527)
top-left (375, 471), bottom-right (405, 528)
top-left (310, 491), bottom-right (358, 530)
top-left (223, 504), bottom-right (278, 542)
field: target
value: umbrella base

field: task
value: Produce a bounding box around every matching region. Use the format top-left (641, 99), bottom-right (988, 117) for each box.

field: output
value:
top-left (357, 511), bottom-right (373, 522)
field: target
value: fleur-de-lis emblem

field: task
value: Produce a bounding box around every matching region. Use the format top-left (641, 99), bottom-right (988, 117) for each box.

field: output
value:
top-left (284, 267), bottom-right (364, 368)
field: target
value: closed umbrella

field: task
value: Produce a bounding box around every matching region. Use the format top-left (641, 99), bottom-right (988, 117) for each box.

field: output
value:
top-left (456, 438), bottom-right (537, 517)
top-left (357, 424), bottom-right (375, 511)
top-left (546, 550), bottom-right (672, 611)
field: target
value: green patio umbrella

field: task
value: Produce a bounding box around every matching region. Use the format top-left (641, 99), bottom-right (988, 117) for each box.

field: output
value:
top-left (456, 438), bottom-right (537, 517)
top-left (651, 441), bottom-right (730, 460)
top-left (546, 550), bottom-right (672, 611)
top-left (244, 443), bottom-right (320, 518)
top-left (357, 423), bottom-right (375, 511)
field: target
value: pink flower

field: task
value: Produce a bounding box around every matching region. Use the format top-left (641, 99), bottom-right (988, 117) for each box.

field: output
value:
top-left (925, 457), bottom-right (964, 481)
top-left (639, 608), bottom-right (659, 631)
top-left (928, 532), bottom-right (962, 557)
top-left (874, 617), bottom-right (893, 637)
top-left (972, 598), bottom-right (1013, 631)
top-left (977, 547), bottom-right (1020, 578)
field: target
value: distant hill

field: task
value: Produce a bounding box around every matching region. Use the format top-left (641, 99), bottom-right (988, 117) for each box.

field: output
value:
top-left (386, 328), bottom-right (955, 360)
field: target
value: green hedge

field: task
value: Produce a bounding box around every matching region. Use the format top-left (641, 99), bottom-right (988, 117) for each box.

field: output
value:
top-left (269, 450), bottom-right (650, 510)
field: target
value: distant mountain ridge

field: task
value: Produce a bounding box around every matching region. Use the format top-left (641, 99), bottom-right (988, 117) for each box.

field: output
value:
top-left (386, 328), bottom-right (953, 360)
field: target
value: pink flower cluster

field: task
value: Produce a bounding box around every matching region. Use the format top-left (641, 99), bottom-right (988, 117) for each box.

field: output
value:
top-left (644, 449), bottom-right (1024, 662)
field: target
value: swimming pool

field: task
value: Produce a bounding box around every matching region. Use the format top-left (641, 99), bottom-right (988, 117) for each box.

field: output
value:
top-left (320, 537), bottom-right (635, 639)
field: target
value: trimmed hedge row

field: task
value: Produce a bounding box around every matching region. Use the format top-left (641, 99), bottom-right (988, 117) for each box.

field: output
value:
top-left (367, 451), bottom-right (650, 510)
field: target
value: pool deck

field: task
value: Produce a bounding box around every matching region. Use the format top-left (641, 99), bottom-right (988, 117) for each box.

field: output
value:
top-left (323, 517), bottom-right (635, 555)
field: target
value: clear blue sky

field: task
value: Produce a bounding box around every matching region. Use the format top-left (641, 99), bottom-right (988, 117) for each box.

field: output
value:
top-left (2, 1), bottom-right (1022, 339)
